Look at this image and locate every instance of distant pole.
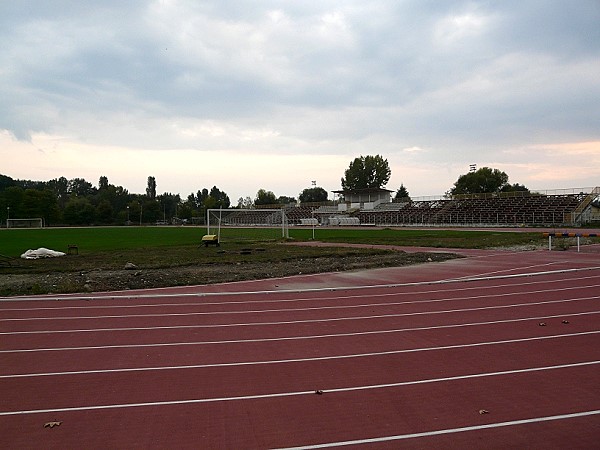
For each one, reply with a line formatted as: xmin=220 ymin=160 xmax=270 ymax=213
xmin=127 ymin=206 xmax=130 ymax=225
xmin=139 ymin=204 xmax=143 ymax=226
xmin=311 ymin=181 xmax=316 ymax=240
xmin=6 ymin=206 xmax=9 ymax=228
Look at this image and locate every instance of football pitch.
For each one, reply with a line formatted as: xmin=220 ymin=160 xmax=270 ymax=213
xmin=0 ymin=226 xmax=545 ymax=257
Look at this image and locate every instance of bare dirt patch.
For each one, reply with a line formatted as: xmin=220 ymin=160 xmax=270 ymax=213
xmin=0 ymin=249 xmax=457 ymax=296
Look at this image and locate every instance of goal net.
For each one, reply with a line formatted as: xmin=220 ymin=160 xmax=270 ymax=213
xmin=206 ymin=209 xmax=289 ymax=243
xmin=7 ymin=218 xmax=43 ymax=228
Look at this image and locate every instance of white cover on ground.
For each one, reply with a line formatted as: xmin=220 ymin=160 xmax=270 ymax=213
xmin=21 ymin=248 xmax=66 ymax=259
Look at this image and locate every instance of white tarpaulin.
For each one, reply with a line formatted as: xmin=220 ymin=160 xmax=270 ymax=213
xmin=21 ymin=248 xmax=66 ymax=259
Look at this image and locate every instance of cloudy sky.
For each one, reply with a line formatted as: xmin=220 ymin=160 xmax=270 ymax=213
xmin=1 ymin=1 xmax=599 ymax=202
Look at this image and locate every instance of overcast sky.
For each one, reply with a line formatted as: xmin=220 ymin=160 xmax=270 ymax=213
xmin=1 ymin=0 xmax=599 ymax=202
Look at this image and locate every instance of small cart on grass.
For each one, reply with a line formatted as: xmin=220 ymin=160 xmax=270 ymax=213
xmin=201 ymin=234 xmax=220 ymax=247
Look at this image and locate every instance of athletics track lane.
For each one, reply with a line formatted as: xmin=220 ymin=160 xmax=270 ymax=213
xmin=1 ymin=247 xmax=599 ymax=448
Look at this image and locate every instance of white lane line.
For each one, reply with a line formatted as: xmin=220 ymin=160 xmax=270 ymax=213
xmin=3 ymin=284 xmax=599 ymax=322
xmin=276 ymin=409 xmax=600 ymax=449
xmin=2 ymin=331 xmax=599 ymax=379
xmin=2 ymin=265 xmax=599 ymax=302
xmin=3 ymin=310 xmax=599 ymax=354
xmin=2 ymin=295 xmax=599 ymax=335
xmin=1 ymin=361 xmax=598 ymax=416
xmin=441 ymin=260 xmax=562 ymax=281
xmin=2 ymin=274 xmax=599 ymax=313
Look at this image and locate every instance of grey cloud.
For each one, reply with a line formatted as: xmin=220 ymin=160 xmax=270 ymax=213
xmin=1 ymin=0 xmax=599 ymax=166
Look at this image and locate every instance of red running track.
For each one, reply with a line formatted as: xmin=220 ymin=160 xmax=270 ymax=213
xmin=1 ymin=246 xmax=599 ymax=448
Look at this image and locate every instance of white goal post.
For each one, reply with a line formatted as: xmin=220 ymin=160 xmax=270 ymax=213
xmin=7 ymin=218 xmax=43 ymax=229
xmin=206 ymin=209 xmax=289 ymax=242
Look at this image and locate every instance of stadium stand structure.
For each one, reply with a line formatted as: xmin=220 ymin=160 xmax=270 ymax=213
xmin=283 ymin=187 xmax=598 ymax=227
xmin=210 ymin=187 xmax=597 ymax=230
xmin=357 ymin=191 xmax=592 ymax=226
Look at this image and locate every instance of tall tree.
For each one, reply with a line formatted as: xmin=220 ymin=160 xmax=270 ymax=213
xmin=277 ymin=195 xmax=296 ymax=205
xmin=67 ymin=178 xmax=95 ymax=197
xmin=47 ymin=177 xmax=69 ymax=208
xmin=209 ymin=186 xmax=231 ymax=209
xmin=237 ymin=196 xmax=254 ymax=209
xmin=341 ymin=155 xmax=391 ymax=190
xmin=394 ymin=183 xmax=411 ymax=201
xmin=299 ymin=187 xmax=328 ymax=203
xmin=449 ymin=167 xmax=517 ymax=195
xmin=255 ymin=189 xmax=277 ymax=206
xmin=98 ymin=176 xmax=109 ymax=191
xmin=146 ymin=176 xmax=157 ymax=200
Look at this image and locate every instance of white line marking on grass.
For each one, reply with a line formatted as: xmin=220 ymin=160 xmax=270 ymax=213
xmin=1 ymin=361 xmax=598 ymax=416
xmin=275 ymin=410 xmax=600 ymax=449
xmin=3 ymin=284 xmax=599 ymax=322
xmin=3 ymin=310 xmax=599 ymax=353
xmin=2 ymin=331 xmax=599 ymax=378
xmin=2 ymin=295 xmax=599 ymax=335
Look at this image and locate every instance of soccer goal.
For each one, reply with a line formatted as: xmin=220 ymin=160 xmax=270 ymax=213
xmin=7 ymin=218 xmax=43 ymax=228
xmin=206 ymin=209 xmax=289 ymax=243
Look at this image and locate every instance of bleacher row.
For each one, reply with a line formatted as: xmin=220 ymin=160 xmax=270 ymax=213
xmin=217 ymin=192 xmax=592 ymax=227
xmin=356 ymin=194 xmax=587 ymax=226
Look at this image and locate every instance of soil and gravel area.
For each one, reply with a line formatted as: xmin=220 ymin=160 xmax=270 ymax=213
xmin=0 ymin=247 xmax=458 ymax=297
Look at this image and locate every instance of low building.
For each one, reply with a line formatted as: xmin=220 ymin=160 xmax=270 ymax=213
xmin=332 ymin=188 xmax=393 ymax=211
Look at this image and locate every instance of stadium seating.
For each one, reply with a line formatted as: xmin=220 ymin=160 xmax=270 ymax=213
xmin=245 ymin=190 xmax=594 ymax=227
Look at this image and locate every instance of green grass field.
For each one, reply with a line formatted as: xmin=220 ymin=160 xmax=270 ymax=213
xmin=0 ymin=226 xmax=546 ymax=257
xmin=0 ymin=226 xmax=584 ymax=296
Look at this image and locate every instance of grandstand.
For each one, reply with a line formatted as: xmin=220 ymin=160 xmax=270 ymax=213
xmin=283 ymin=187 xmax=598 ymax=227
xmin=210 ymin=187 xmax=598 ymax=230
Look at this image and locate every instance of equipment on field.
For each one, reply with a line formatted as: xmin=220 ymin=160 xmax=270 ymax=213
xmin=201 ymin=234 xmax=220 ymax=247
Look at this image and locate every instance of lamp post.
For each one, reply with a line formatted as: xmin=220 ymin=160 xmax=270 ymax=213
xmin=6 ymin=206 xmax=9 ymax=228
xmin=139 ymin=203 xmax=143 ymax=226
xmin=126 ymin=206 xmax=130 ymax=225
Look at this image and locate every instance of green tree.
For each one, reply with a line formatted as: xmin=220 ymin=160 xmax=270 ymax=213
xmin=0 ymin=174 xmax=16 ymax=191
xmin=449 ymin=167 xmax=517 ymax=195
xmin=237 ymin=196 xmax=254 ymax=209
xmin=47 ymin=177 xmax=69 ymax=208
xmin=98 ymin=176 xmax=109 ymax=191
xmin=255 ymin=189 xmax=277 ymax=206
xmin=277 ymin=195 xmax=296 ymax=205
xmin=95 ymin=199 xmax=114 ymax=224
xmin=146 ymin=176 xmax=157 ymax=200
xmin=22 ymin=189 xmax=60 ymax=225
xmin=209 ymin=186 xmax=230 ymax=208
xmin=501 ymin=183 xmax=530 ymax=193
xmin=143 ymin=199 xmax=161 ymax=223
xmin=67 ymin=178 xmax=95 ymax=197
xmin=299 ymin=187 xmax=328 ymax=203
xmin=64 ymin=197 xmax=96 ymax=225
xmin=341 ymin=155 xmax=391 ymax=190
xmin=394 ymin=184 xmax=411 ymax=201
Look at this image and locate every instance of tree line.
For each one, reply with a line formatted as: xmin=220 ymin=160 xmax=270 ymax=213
xmin=0 ymin=155 xmax=528 ymax=226
xmin=0 ymin=174 xmax=332 ymax=226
